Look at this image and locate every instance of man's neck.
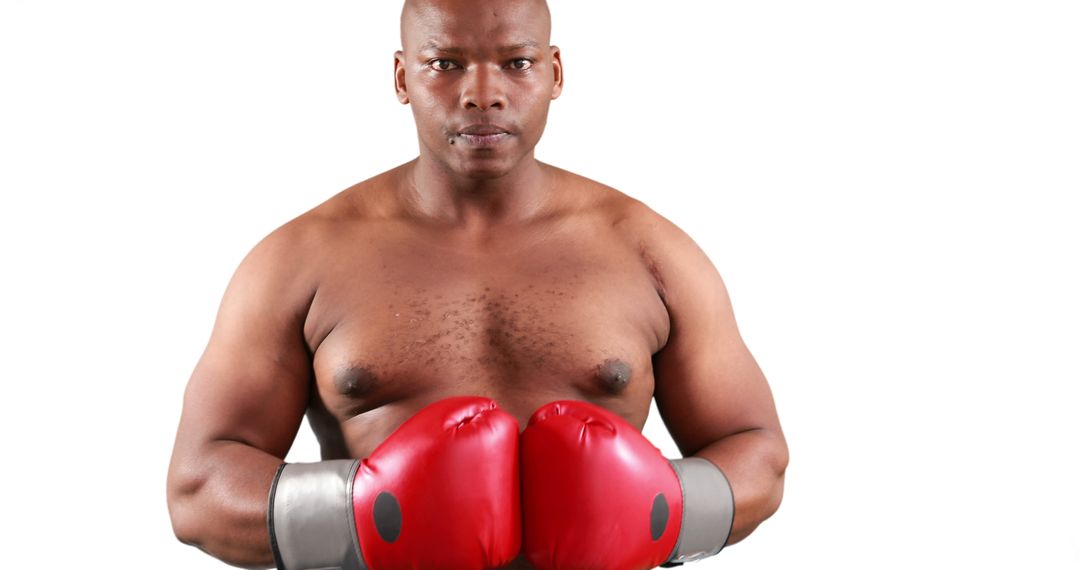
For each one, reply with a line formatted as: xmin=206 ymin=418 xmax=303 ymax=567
xmin=401 ymin=154 xmax=554 ymax=230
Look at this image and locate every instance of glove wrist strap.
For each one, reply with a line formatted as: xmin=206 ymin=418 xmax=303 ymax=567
xmin=268 ymin=460 xmax=366 ymax=570
xmin=664 ymin=457 xmax=735 ymax=566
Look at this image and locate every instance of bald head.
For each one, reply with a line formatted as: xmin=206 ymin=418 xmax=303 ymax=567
xmin=392 ymin=0 xmax=563 ymax=180
xmin=400 ymin=0 xmax=551 ymax=54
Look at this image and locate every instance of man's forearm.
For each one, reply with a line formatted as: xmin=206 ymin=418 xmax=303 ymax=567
xmin=692 ymin=428 xmax=788 ymax=545
xmin=167 ymin=440 xmax=282 ymax=569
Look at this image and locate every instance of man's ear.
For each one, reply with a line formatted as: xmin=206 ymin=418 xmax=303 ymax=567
xmin=394 ymin=50 xmax=410 ymax=104
xmin=550 ymin=45 xmax=563 ymax=100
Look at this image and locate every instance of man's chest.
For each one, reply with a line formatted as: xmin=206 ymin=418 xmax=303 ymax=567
xmin=302 ymin=230 xmax=670 ymax=423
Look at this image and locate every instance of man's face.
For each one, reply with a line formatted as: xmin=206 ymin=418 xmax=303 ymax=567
xmin=396 ymin=0 xmax=562 ymax=180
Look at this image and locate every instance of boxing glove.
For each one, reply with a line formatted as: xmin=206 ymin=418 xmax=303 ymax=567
xmin=269 ymin=396 xmax=520 ymax=570
xmin=521 ymin=400 xmax=734 ymax=570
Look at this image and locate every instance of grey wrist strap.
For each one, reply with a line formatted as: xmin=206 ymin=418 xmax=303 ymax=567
xmin=268 ymin=460 xmax=367 ymax=570
xmin=664 ymin=457 xmax=735 ymax=566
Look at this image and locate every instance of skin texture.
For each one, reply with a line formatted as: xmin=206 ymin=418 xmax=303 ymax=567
xmin=166 ymin=0 xmax=788 ymax=568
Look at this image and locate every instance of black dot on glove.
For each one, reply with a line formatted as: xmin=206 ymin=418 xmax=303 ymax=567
xmin=373 ymin=491 xmax=403 ymax=543
xmin=650 ymin=493 xmax=670 ymax=541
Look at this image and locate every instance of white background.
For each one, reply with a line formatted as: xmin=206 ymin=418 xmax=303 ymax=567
xmin=1 ymin=1 xmax=1078 ymax=568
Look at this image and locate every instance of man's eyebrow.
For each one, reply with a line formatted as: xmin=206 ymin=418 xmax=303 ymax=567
xmin=418 ymin=40 xmax=464 ymax=54
xmin=417 ymin=40 xmax=543 ymax=54
xmin=498 ymin=40 xmax=542 ymax=53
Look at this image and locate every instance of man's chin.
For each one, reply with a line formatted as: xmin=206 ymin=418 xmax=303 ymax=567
xmin=460 ymin=167 xmax=513 ymax=181
xmin=451 ymin=156 xmax=520 ymax=181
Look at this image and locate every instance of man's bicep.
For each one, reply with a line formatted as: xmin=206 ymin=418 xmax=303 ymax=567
xmin=650 ymin=227 xmax=781 ymax=457
xmin=175 ymin=230 xmax=315 ymax=461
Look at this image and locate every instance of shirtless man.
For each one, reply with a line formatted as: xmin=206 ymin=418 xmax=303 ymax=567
xmin=166 ymin=0 xmax=788 ymax=568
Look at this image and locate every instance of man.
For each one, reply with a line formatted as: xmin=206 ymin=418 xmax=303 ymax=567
xmin=167 ymin=0 xmax=788 ymax=568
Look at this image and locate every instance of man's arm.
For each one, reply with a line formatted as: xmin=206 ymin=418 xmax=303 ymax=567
xmin=644 ymin=211 xmax=789 ymax=545
xmin=167 ymin=224 xmax=316 ymax=568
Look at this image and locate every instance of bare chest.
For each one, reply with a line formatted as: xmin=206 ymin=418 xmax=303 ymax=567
xmin=301 ymin=225 xmax=669 ymax=455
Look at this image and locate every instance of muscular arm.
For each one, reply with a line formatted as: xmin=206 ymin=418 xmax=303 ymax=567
xmin=643 ymin=211 xmax=789 ymax=545
xmin=167 ymin=225 xmax=316 ymax=568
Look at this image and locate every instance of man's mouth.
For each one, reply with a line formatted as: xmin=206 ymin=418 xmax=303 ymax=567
xmin=455 ymin=124 xmax=512 ymax=147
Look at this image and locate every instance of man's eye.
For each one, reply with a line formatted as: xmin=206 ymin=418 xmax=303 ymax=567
xmin=510 ymin=58 xmax=533 ymax=71
xmin=430 ymin=59 xmax=458 ymax=71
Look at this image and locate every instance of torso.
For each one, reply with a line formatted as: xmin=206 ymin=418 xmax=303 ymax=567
xmin=296 ymin=163 xmax=671 ymax=461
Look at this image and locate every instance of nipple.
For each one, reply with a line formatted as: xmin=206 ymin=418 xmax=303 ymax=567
xmin=595 ymin=358 xmax=632 ymax=394
xmin=334 ymin=365 xmax=379 ymax=398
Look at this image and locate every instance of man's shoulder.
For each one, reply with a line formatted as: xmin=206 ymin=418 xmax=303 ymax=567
xmin=296 ymin=167 xmax=398 ymax=225
xmin=552 ymin=166 xmax=688 ymax=247
xmin=553 ymin=167 xmax=711 ymax=292
xmin=257 ymin=166 xmax=401 ymax=255
xmin=551 ymin=166 xmax=658 ymax=225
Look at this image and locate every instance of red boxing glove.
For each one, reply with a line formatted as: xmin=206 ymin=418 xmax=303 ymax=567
xmin=270 ymin=396 xmax=521 ymax=570
xmin=522 ymin=400 xmax=734 ymax=570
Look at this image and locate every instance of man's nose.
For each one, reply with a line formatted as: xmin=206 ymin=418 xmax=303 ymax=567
xmin=461 ymin=65 xmax=507 ymax=111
